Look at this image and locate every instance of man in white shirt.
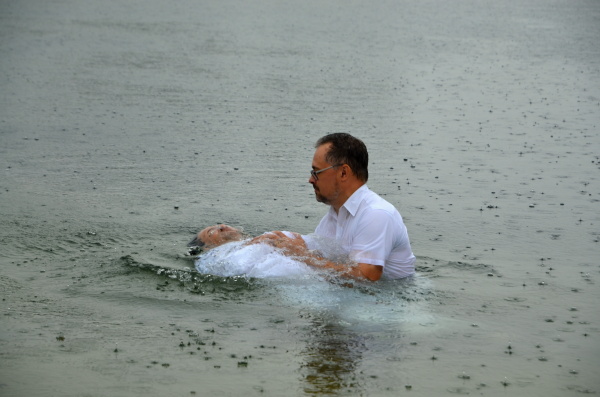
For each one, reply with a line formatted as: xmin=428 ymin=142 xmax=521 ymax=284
xmin=266 ymin=133 xmax=415 ymax=281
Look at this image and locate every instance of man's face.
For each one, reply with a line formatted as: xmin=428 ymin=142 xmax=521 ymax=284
xmin=198 ymin=224 xmax=243 ymax=247
xmin=309 ymin=143 xmax=340 ymax=205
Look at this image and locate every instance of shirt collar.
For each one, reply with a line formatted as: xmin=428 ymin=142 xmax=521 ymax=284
xmin=340 ymin=184 xmax=369 ymax=217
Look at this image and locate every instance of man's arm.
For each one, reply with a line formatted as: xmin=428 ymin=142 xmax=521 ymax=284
xmin=253 ymin=232 xmax=383 ymax=282
xmin=305 ymin=256 xmax=383 ymax=281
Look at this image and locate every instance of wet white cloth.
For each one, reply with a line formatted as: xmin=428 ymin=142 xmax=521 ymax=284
xmin=314 ymin=185 xmax=416 ymax=279
xmin=194 ymin=231 xmax=314 ymax=278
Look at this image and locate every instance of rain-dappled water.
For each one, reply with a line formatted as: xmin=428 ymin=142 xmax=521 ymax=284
xmin=1 ymin=0 xmax=599 ymax=396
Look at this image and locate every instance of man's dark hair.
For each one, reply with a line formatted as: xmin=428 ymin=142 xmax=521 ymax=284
xmin=316 ymin=133 xmax=369 ymax=182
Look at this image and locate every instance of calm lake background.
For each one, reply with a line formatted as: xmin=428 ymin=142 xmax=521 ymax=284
xmin=1 ymin=0 xmax=599 ymax=396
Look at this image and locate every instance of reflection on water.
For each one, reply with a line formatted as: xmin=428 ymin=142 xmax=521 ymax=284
xmin=294 ymin=277 xmax=434 ymax=394
xmin=300 ymin=314 xmax=366 ymax=395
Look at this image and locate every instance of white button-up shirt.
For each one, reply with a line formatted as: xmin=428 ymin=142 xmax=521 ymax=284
xmin=314 ymin=185 xmax=415 ymax=279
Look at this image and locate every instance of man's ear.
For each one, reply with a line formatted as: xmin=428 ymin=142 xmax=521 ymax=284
xmin=340 ymin=164 xmax=350 ymax=179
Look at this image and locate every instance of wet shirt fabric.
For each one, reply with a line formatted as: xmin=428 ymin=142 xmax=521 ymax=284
xmin=194 ymin=231 xmax=314 ymax=278
xmin=314 ymin=185 xmax=416 ymax=279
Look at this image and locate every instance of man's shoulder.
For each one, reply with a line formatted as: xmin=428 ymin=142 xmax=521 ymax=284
xmin=359 ymin=187 xmax=397 ymax=213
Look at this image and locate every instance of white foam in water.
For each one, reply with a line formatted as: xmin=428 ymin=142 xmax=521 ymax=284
xmin=193 ymin=233 xmax=347 ymax=279
xmin=194 ymin=240 xmax=315 ymax=278
xmin=265 ymin=273 xmax=439 ymax=336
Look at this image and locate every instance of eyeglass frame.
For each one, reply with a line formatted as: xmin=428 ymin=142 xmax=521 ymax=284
xmin=310 ymin=164 xmax=343 ymax=181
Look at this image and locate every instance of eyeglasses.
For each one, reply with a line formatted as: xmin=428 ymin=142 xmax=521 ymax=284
xmin=310 ymin=164 xmax=342 ymax=181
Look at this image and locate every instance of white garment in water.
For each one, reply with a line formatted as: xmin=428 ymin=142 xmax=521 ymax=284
xmin=194 ymin=232 xmax=313 ymax=278
xmin=194 ymin=232 xmax=348 ymax=278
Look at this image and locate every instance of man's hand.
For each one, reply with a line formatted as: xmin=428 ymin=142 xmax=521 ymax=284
xmin=249 ymin=231 xmax=308 ymax=256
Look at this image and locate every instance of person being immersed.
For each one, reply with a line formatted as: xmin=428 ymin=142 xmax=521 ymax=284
xmin=188 ymin=224 xmax=347 ymax=279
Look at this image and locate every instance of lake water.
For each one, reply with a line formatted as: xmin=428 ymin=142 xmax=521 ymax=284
xmin=1 ymin=0 xmax=599 ymax=396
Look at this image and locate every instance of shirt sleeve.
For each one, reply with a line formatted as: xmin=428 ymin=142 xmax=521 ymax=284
xmin=350 ymin=209 xmax=396 ymax=267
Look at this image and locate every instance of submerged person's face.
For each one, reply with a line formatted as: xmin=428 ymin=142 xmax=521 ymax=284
xmin=197 ymin=224 xmax=243 ymax=248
